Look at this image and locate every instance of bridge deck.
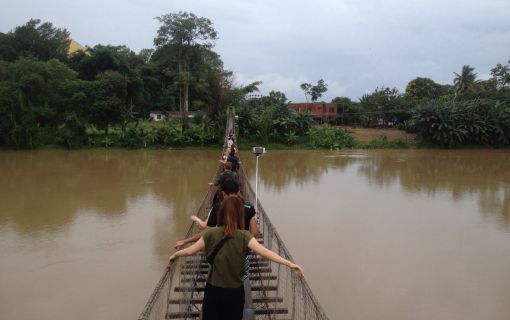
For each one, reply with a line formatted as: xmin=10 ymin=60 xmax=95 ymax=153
xmin=138 ymin=116 xmax=329 ymax=320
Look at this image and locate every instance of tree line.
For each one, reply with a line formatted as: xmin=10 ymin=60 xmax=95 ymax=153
xmin=0 ymin=14 xmax=509 ymax=149
xmin=331 ymin=63 xmax=510 ymax=147
xmin=0 ymin=14 xmax=243 ymax=149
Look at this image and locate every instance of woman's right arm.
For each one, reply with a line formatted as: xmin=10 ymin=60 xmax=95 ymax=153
xmin=174 ymin=232 xmax=203 ymax=249
xmin=247 ymin=238 xmax=304 ymax=277
xmin=169 ymin=237 xmax=205 ymax=263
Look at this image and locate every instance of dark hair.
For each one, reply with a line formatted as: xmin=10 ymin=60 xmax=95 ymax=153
xmin=224 ymin=161 xmax=232 ymax=170
xmin=212 ymin=188 xmax=224 ymax=206
xmin=229 ymin=147 xmax=236 ymax=156
xmin=220 ymin=178 xmax=239 ymax=195
xmin=217 ymin=197 xmax=245 ymax=238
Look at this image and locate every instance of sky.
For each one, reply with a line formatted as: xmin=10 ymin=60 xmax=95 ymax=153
xmin=1 ymin=0 xmax=509 ymax=102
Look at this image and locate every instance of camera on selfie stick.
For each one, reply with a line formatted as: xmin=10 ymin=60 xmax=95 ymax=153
xmin=252 ymin=147 xmax=266 ymax=215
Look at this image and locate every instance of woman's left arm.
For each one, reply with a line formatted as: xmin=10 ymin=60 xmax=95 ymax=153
xmin=247 ymin=238 xmax=304 ymax=277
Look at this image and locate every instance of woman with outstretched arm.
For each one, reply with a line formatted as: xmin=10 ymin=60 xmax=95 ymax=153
xmin=169 ymin=197 xmax=303 ymax=320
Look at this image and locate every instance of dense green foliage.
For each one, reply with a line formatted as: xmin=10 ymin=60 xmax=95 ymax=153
xmin=308 ymin=124 xmax=355 ymax=149
xmin=0 ymin=15 xmax=236 ymax=149
xmin=86 ymin=116 xmax=221 ymax=149
xmin=236 ymin=91 xmax=314 ymax=145
xmin=333 ymin=60 xmax=510 ymax=148
xmin=0 ymin=15 xmax=509 ymax=150
xmin=411 ymin=99 xmax=510 ymax=148
xmin=358 ymin=87 xmax=409 ymax=127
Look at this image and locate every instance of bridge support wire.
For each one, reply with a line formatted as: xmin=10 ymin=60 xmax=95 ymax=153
xmin=138 ymin=116 xmax=329 ymax=320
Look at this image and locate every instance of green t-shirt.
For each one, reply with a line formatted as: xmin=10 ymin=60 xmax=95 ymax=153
xmin=203 ymin=227 xmax=253 ymax=288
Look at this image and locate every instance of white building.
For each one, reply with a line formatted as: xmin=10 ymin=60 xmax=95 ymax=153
xmin=149 ymin=111 xmax=167 ymax=121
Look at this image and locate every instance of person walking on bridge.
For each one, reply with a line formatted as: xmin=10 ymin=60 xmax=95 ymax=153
xmin=220 ymin=147 xmax=240 ymax=173
xmin=175 ymin=178 xmax=257 ymax=248
xmin=209 ymin=161 xmax=238 ymax=187
xmin=169 ymin=196 xmax=304 ymax=320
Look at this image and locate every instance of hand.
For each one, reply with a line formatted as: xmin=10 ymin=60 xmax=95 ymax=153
xmin=190 ymin=215 xmax=199 ymax=223
xmin=168 ymin=253 xmax=178 ymax=264
xmin=290 ymin=263 xmax=304 ymax=278
xmin=208 ymin=182 xmax=213 ymax=186
xmin=175 ymin=240 xmax=185 ymax=249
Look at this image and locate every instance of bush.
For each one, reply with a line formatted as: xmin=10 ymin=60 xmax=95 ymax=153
xmin=398 ymin=119 xmax=418 ymax=133
xmin=120 ymin=124 xmax=158 ymax=148
xmin=308 ymin=124 xmax=355 ymax=149
xmin=57 ymin=113 xmax=87 ymax=149
xmin=412 ymin=99 xmax=510 ymax=148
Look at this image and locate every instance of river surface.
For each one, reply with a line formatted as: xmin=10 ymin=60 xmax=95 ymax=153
xmin=0 ymin=149 xmax=509 ymax=320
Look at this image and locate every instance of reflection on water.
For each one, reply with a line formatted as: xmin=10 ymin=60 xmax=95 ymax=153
xmin=0 ymin=150 xmax=218 ymax=235
xmin=354 ymin=150 xmax=510 ymax=226
xmin=0 ymin=150 xmax=219 ymax=320
xmin=242 ymin=149 xmax=510 ymax=320
xmin=241 ymin=149 xmax=510 ymax=227
xmin=1 ymin=149 xmax=510 ymax=320
xmin=240 ymin=150 xmax=336 ymax=191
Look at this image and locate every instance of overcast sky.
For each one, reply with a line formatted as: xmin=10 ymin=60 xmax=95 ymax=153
xmin=2 ymin=0 xmax=509 ymax=102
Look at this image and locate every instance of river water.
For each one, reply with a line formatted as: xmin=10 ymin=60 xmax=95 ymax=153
xmin=0 ymin=149 xmax=509 ymax=320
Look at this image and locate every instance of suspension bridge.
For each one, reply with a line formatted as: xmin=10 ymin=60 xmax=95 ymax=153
xmin=138 ymin=117 xmax=330 ymax=320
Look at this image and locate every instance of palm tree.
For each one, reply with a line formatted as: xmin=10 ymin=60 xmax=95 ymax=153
xmin=453 ymin=65 xmax=478 ymax=95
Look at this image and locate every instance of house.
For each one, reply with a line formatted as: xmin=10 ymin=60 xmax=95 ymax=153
xmin=290 ymin=103 xmax=343 ymax=123
xmin=149 ymin=111 xmax=167 ymax=121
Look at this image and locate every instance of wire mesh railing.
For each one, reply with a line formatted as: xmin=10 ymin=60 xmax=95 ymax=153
xmin=239 ymin=173 xmax=329 ymax=320
xmin=138 ymin=116 xmax=329 ymax=320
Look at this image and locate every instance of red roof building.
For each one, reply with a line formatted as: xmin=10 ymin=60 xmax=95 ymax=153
xmin=290 ymin=103 xmax=342 ymax=122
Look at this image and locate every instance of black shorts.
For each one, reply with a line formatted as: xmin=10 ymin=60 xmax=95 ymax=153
xmin=202 ymin=283 xmax=245 ymax=320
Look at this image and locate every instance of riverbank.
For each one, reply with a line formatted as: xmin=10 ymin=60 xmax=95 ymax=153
xmin=238 ymin=127 xmax=428 ymax=150
xmin=3 ymin=126 xmax=506 ymax=151
xmin=341 ymin=127 xmax=417 ymax=143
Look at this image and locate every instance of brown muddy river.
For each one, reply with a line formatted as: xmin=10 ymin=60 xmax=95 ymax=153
xmin=1 ymin=149 xmax=509 ymax=320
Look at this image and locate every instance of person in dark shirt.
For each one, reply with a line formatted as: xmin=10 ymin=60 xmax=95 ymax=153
xmin=221 ymin=147 xmax=239 ymax=172
xmin=175 ymin=178 xmax=258 ymax=249
xmin=210 ymin=162 xmax=238 ymax=187
xmin=207 ymin=197 xmax=255 ymax=230
xmin=227 ymin=148 xmax=240 ymax=172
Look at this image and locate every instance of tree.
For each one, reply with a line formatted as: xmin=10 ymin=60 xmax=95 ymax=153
xmin=453 ymin=65 xmax=478 ymax=96
xmin=332 ymin=96 xmax=360 ymax=125
xmin=300 ymin=79 xmax=328 ymax=102
xmin=300 ymin=83 xmax=312 ymax=102
xmin=138 ymin=48 xmax=154 ymax=63
xmin=359 ymin=87 xmax=406 ymax=127
xmin=89 ymin=71 xmax=127 ymax=135
xmin=5 ymin=19 xmax=70 ymax=61
xmin=154 ymin=12 xmax=218 ymax=115
xmin=226 ymin=80 xmax=262 ymax=109
xmin=0 ymin=32 xmax=18 ymax=61
xmin=405 ymin=77 xmax=440 ymax=102
xmin=71 ymin=45 xmax=133 ymax=80
xmin=0 ymin=57 xmax=82 ymax=148
xmin=490 ymin=60 xmax=510 ymax=90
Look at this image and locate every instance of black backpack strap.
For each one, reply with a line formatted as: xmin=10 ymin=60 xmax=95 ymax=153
xmin=207 ymin=237 xmax=229 ymax=265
